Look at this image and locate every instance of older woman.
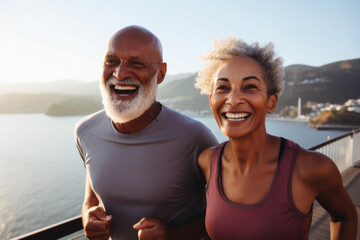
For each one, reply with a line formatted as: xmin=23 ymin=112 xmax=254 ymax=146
xmin=195 ymin=37 xmax=357 ymax=240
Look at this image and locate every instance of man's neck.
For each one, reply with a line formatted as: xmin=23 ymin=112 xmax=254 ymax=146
xmin=113 ymin=101 xmax=162 ymax=134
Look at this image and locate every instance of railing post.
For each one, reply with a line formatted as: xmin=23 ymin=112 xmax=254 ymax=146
xmin=350 ymin=129 xmax=360 ymax=165
xmin=350 ymin=131 xmax=354 ymax=166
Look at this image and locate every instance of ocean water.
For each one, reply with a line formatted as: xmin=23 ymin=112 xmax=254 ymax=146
xmin=0 ymin=114 xmax=348 ymax=239
xmin=197 ymin=117 xmax=348 ymax=149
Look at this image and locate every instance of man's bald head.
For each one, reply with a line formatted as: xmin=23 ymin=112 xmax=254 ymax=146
xmin=101 ymin=25 xmax=167 ymax=125
xmin=108 ymin=25 xmax=164 ymax=63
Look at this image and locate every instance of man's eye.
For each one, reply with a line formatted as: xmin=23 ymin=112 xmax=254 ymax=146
xmin=105 ymin=59 xmax=118 ymax=65
xmin=131 ymin=62 xmax=145 ymax=68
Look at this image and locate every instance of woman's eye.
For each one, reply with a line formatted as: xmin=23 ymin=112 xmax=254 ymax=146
xmin=244 ymin=84 xmax=258 ymax=90
xmin=216 ymin=85 xmax=229 ymax=91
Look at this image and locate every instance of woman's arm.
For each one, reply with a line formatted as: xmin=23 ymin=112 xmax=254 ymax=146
xmin=299 ymin=150 xmax=358 ymax=239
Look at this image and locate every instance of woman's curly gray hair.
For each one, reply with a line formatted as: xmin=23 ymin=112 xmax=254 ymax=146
xmin=195 ymin=36 xmax=284 ymax=96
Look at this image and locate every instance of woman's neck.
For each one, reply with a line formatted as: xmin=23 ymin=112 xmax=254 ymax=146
xmin=225 ymin=131 xmax=279 ymax=174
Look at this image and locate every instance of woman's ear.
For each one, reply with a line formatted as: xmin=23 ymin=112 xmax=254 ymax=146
xmin=267 ymin=94 xmax=278 ymax=113
xmin=209 ymin=94 xmax=213 ymax=109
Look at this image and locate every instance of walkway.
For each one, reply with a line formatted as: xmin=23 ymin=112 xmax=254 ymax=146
xmin=309 ymin=161 xmax=360 ymax=239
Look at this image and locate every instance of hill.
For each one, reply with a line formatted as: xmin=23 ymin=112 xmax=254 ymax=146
xmin=158 ymin=73 xmax=210 ymax=113
xmin=277 ymin=58 xmax=360 ymax=110
xmin=0 ymin=93 xmax=73 ymax=113
xmin=0 ymin=58 xmax=359 ymax=116
xmin=158 ymin=58 xmax=360 ymax=114
xmin=45 ymin=96 xmax=102 ymax=116
xmin=0 ymin=93 xmax=102 ymax=115
xmin=0 ymin=80 xmax=101 ymax=96
xmin=0 ymin=73 xmax=191 ymax=96
xmin=309 ymin=109 xmax=360 ymax=129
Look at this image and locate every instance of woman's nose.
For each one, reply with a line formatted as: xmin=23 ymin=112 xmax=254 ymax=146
xmin=225 ymin=89 xmax=244 ymax=106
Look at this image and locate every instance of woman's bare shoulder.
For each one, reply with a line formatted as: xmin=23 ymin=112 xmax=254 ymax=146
xmin=198 ymin=147 xmax=215 ymax=169
xmin=198 ymin=147 xmax=216 ymax=184
xmin=295 ymin=147 xmax=342 ymax=191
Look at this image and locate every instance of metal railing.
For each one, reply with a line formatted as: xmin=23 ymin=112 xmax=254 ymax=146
xmin=11 ymin=215 xmax=83 ymax=240
xmin=309 ymin=128 xmax=360 ymax=172
xmin=11 ymin=128 xmax=360 ymax=240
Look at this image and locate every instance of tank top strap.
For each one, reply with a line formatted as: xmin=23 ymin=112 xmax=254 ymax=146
xmin=275 ymin=138 xmax=300 ymax=204
xmin=209 ymin=141 xmax=227 ymax=189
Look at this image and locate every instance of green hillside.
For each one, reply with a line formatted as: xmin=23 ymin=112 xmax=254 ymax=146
xmin=0 ymin=58 xmax=359 ymax=116
xmin=309 ymin=109 xmax=360 ymax=128
xmin=0 ymin=93 xmax=103 ymax=115
xmin=159 ymin=58 xmax=360 ymax=114
xmin=158 ymin=73 xmax=210 ymax=113
xmin=45 ymin=96 xmax=102 ymax=116
xmin=277 ymin=58 xmax=360 ymax=110
xmin=0 ymin=93 xmax=72 ymax=113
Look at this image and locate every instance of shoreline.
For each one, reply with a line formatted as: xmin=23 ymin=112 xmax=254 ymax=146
xmin=311 ymin=124 xmax=360 ymax=131
xmin=265 ymin=116 xmax=308 ymax=123
xmin=2 ymin=111 xmax=360 ymax=131
xmin=267 ymin=116 xmax=360 ymax=131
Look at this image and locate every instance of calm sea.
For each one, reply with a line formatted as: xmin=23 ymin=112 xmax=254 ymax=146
xmin=0 ymin=114 xmax=348 ymax=239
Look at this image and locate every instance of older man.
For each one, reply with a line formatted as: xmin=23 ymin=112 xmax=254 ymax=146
xmin=74 ymin=25 xmax=218 ymax=240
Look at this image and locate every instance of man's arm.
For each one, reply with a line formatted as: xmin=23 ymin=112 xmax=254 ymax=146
xmin=82 ymin=173 xmax=112 ymax=240
xmin=133 ymin=213 xmax=206 ymax=240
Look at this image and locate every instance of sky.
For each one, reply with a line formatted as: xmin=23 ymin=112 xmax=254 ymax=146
xmin=0 ymin=0 xmax=359 ymax=83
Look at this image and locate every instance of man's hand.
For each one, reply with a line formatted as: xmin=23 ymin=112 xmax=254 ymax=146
xmin=133 ymin=218 xmax=173 ymax=240
xmin=83 ymin=206 xmax=112 ymax=240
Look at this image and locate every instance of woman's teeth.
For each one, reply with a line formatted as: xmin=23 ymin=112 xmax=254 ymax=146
xmin=225 ymin=112 xmax=250 ymax=121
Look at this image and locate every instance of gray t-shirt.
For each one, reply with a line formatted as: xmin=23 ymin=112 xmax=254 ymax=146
xmin=75 ymin=106 xmax=218 ymax=240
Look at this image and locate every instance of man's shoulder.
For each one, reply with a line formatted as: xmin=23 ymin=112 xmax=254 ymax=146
xmin=74 ymin=109 xmax=107 ymax=138
xmin=160 ymin=106 xmax=216 ymax=139
xmin=161 ymin=106 xmax=205 ymax=128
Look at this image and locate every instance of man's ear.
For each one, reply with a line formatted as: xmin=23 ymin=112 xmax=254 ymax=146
xmin=157 ymin=63 xmax=167 ymax=84
xmin=209 ymin=94 xmax=213 ymax=109
xmin=267 ymin=94 xmax=278 ymax=113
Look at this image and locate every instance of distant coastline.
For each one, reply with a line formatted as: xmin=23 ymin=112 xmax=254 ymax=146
xmin=1 ymin=109 xmax=359 ymax=132
xmin=266 ymin=116 xmax=360 ymax=131
xmin=266 ymin=116 xmax=308 ymax=123
xmin=310 ymin=123 xmax=360 ymax=131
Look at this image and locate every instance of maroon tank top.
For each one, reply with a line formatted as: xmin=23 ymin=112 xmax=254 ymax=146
xmin=205 ymin=138 xmax=312 ymax=240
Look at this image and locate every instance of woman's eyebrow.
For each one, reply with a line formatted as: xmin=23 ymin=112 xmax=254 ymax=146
xmin=243 ymin=76 xmax=260 ymax=81
xmin=216 ymin=78 xmax=229 ymax=82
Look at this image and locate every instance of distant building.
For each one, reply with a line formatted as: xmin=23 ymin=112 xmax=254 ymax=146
xmin=347 ymin=106 xmax=360 ymax=113
xmin=322 ymin=104 xmax=344 ymax=112
xmin=344 ymin=98 xmax=360 ymax=113
xmin=303 ymin=98 xmax=360 ymax=117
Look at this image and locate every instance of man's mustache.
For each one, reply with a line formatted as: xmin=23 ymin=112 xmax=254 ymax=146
xmin=106 ymin=77 xmax=141 ymax=88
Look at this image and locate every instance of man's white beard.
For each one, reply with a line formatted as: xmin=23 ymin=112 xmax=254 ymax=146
xmin=100 ymin=72 xmax=158 ymax=124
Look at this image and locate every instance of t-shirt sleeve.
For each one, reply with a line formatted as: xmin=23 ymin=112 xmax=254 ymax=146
xmin=74 ymin=122 xmax=87 ymax=166
xmin=190 ymin=122 xmax=219 ymax=184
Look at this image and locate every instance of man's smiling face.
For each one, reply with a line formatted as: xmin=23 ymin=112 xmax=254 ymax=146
xmin=100 ymin=27 xmax=164 ymax=123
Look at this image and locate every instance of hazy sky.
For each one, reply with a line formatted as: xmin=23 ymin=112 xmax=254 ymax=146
xmin=1 ymin=0 xmax=359 ymax=83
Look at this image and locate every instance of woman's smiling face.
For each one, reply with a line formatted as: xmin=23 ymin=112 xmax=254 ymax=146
xmin=210 ymin=56 xmax=278 ymax=139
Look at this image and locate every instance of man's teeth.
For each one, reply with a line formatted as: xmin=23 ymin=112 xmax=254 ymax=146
xmin=225 ymin=113 xmax=250 ymax=120
xmin=114 ymin=85 xmax=137 ymax=90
